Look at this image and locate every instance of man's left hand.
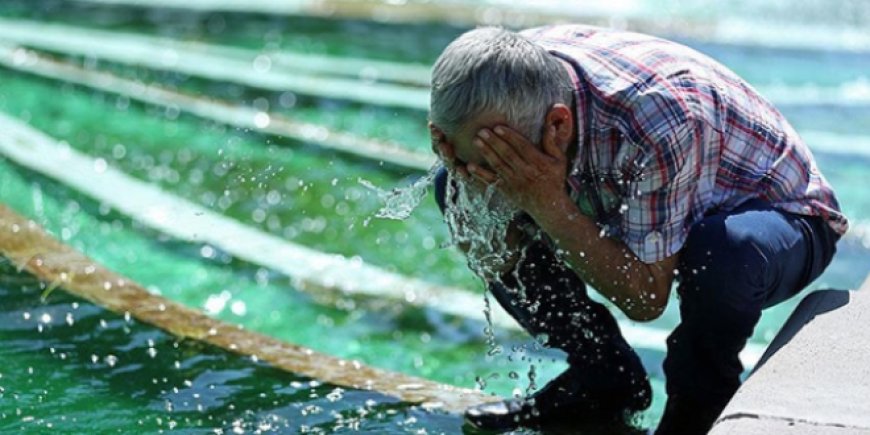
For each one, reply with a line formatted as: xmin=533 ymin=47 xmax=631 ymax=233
xmin=468 ymin=124 xmax=569 ymax=220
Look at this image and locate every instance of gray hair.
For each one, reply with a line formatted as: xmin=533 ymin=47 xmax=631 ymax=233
xmin=430 ymin=27 xmax=573 ymax=144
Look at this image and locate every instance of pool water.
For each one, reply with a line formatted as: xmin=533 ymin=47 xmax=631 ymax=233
xmin=0 ymin=261 xmax=467 ymax=433
xmin=1 ymin=1 xmax=868 ymax=432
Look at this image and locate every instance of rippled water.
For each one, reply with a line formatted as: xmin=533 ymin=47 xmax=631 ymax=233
xmin=0 ymin=1 xmax=868 ymax=432
xmin=0 ymin=262 xmax=466 ymax=433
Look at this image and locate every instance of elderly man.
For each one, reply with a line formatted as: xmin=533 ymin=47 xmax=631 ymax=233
xmin=429 ymin=26 xmax=847 ymax=433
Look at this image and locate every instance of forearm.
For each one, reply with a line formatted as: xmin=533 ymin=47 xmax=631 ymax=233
xmin=529 ymin=193 xmax=670 ymax=321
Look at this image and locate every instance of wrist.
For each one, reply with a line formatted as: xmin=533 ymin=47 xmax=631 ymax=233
xmin=528 ymin=192 xmax=579 ymax=228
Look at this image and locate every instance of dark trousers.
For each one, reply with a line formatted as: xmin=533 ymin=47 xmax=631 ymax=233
xmin=434 ymin=169 xmax=839 ymax=426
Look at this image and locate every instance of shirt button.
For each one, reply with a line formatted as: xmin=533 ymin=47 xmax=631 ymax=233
xmin=645 ymin=231 xmax=662 ymax=245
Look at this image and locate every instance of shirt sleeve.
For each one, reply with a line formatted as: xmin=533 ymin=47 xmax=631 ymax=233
xmin=619 ymin=90 xmax=699 ymax=264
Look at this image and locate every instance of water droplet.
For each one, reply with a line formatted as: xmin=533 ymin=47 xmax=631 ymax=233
xmin=254 ymin=112 xmax=271 ymax=129
xmin=474 ymin=376 xmax=487 ymax=390
xmin=252 ymin=54 xmax=272 ymax=73
xmin=93 ymin=158 xmax=108 ymax=174
xmin=230 ymin=301 xmax=247 ymax=316
xmin=325 ymin=388 xmax=344 ymax=402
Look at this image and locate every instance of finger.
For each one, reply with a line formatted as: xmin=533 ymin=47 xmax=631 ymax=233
xmin=474 ymin=136 xmax=513 ymax=177
xmin=455 ymin=164 xmax=471 ymax=179
xmin=493 ymin=125 xmax=555 ymax=168
xmin=478 ymin=128 xmax=530 ymax=172
xmin=492 ymin=125 xmax=536 ymax=154
xmin=541 ymin=125 xmax=564 ymax=160
xmin=467 ymin=162 xmax=499 ymax=185
xmin=446 ymin=160 xmax=470 ymax=180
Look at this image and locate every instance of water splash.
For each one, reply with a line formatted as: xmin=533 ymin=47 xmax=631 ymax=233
xmin=358 ymin=164 xmax=440 ymax=220
xmin=525 ymin=364 xmax=538 ymax=396
xmin=482 ymin=291 xmax=502 ymax=356
xmin=362 ymin=166 xmax=541 ymax=395
xmin=442 ymin=171 xmax=520 ymax=280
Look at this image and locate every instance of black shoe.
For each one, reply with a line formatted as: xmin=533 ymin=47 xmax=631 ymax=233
xmin=464 ymin=365 xmax=652 ymax=431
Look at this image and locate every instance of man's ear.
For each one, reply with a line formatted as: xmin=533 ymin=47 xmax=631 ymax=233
xmin=544 ymin=104 xmax=574 ymax=149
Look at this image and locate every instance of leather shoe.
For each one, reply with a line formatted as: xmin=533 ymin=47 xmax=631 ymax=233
xmin=464 ymin=365 xmax=651 ymax=431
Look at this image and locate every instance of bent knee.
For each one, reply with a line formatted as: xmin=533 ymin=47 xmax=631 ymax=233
xmin=681 ymin=217 xmax=771 ymax=288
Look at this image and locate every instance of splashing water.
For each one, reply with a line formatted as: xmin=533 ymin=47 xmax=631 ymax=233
xmin=358 ymin=164 xmax=440 ymax=220
xmin=362 ymin=166 xmax=545 ymax=395
xmin=441 ymin=171 xmax=520 ymax=280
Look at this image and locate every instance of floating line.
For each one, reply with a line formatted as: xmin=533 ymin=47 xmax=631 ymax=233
xmin=0 ymin=18 xmax=431 ymax=111
xmin=0 ymin=45 xmax=435 ymax=172
xmin=0 ymin=112 xmax=767 ymax=364
xmin=2 ymin=13 xmax=868 ymax=142
xmin=201 ymin=43 xmax=431 ymax=88
xmin=799 ymin=131 xmax=870 ymax=160
xmin=0 ymin=205 xmax=496 ymax=413
xmin=1 ymin=17 xmax=865 ymax=124
xmin=74 ymin=0 xmax=870 ymax=54
xmin=758 ymin=80 xmax=870 ymax=108
xmin=4 ymin=43 xmax=868 ymax=183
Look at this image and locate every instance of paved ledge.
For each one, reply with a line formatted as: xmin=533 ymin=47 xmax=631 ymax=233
xmin=713 ymin=416 xmax=870 ymax=435
xmin=711 ymin=276 xmax=870 ymax=434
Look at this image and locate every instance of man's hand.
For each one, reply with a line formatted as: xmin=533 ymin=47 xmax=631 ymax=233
xmin=466 ymin=123 xmax=674 ymax=321
xmin=429 ymin=122 xmax=470 ymax=178
xmin=467 ymin=125 xmax=569 ymax=221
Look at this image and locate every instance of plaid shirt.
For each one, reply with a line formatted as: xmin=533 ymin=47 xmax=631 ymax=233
xmin=522 ymin=25 xmax=848 ymax=263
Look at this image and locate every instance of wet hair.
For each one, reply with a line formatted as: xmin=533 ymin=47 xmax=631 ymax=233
xmin=430 ymin=27 xmax=573 ymax=144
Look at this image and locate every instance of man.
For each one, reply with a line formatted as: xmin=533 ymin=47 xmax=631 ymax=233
xmin=428 ymin=25 xmax=847 ymax=433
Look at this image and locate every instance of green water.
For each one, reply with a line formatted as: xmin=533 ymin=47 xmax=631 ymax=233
xmin=0 ymin=156 xmax=583 ymax=432
xmin=0 ymin=261 xmax=461 ymax=433
xmin=0 ymin=2 xmax=869 ymax=433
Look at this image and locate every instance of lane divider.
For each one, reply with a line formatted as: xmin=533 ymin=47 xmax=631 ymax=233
xmin=0 ymin=45 xmax=435 ymax=172
xmin=0 ymin=112 xmax=768 ymax=364
xmin=0 ymin=204 xmax=496 ymax=413
xmin=0 ymin=111 xmax=491 ymax=330
xmin=5 ymin=43 xmax=868 ymax=185
xmin=0 ymin=18 xmax=431 ymax=111
xmin=3 ymin=18 xmax=869 ymax=115
xmin=73 ymin=0 xmax=870 ymax=54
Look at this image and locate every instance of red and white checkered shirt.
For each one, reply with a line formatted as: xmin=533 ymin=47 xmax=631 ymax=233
xmin=522 ymin=25 xmax=848 ymax=263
